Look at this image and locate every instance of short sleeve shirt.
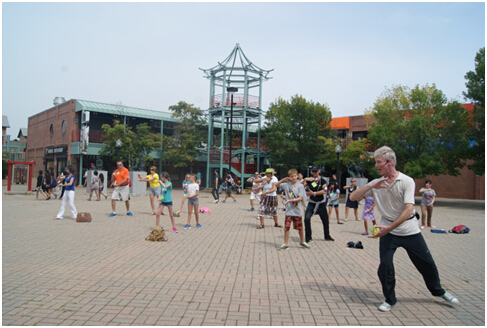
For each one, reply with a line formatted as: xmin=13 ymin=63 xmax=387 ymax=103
xmin=364 ymin=172 xmax=419 ymax=236
xmin=263 ymin=176 xmax=278 ymax=196
xmin=145 ymin=173 xmax=160 ymax=188
xmin=307 ymin=177 xmax=328 ymax=202
xmin=159 ymin=181 xmax=173 ymax=202
xmin=281 ymin=182 xmax=306 ymax=216
xmin=187 ymin=183 xmax=199 ymax=198
xmin=113 ymin=167 xmax=129 ymax=186
xmin=421 ymin=189 xmax=436 ymax=206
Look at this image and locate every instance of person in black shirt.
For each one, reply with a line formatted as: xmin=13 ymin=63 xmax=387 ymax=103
xmin=303 ymin=165 xmax=334 ymax=243
xmin=36 ymin=170 xmax=49 ymax=200
xmin=212 ymin=169 xmax=220 ymax=203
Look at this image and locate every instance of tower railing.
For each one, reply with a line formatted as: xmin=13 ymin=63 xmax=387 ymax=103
xmin=210 ymin=93 xmax=260 ymax=109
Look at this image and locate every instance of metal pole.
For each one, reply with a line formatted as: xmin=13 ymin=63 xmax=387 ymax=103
xmin=336 ymin=152 xmax=340 ymax=188
xmin=229 ymin=93 xmax=234 ymax=174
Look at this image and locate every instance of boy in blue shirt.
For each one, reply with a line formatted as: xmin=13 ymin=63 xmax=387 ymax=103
xmin=275 ymin=169 xmax=309 ymax=250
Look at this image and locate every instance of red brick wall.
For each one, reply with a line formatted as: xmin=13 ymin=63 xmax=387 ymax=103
xmin=414 ymin=162 xmax=485 ymax=200
xmin=27 ymin=100 xmax=77 ymax=175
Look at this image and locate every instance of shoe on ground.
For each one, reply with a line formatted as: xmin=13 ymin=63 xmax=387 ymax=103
xmin=183 ymin=224 xmax=191 ymax=230
xmin=362 ymin=232 xmax=369 ymax=235
xmin=213 ymin=200 xmax=219 ymax=203
xmin=325 ymin=237 xmax=335 ymax=241
xmin=307 ymin=239 xmax=313 ymax=244
xmin=233 ymin=200 xmax=237 ymax=203
xmin=299 ymin=242 xmax=311 ymax=249
xmin=109 ymin=212 xmax=116 ymax=217
xmin=441 ymin=292 xmax=459 ymax=304
xmin=421 ymin=225 xmax=425 ymax=229
xmin=222 ymin=200 xmax=225 ymax=203
xmin=196 ymin=223 xmax=202 ymax=229
xmin=126 ymin=212 xmax=133 ymax=216
xmin=172 ymin=227 xmax=178 ymax=233
xmin=378 ymin=302 xmax=393 ymax=312
xmin=278 ymin=244 xmax=289 ymax=250
xmin=428 ymin=225 xmax=436 ymax=228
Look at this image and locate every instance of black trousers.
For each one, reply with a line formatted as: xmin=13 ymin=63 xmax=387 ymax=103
xmin=304 ymin=203 xmax=331 ymax=242
xmin=378 ymin=232 xmax=445 ymax=305
xmin=211 ymin=186 xmax=219 ymax=201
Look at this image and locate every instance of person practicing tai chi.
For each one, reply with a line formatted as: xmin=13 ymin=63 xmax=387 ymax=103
xmin=349 ymin=146 xmax=459 ymax=312
xmin=275 ymin=169 xmax=309 ymax=250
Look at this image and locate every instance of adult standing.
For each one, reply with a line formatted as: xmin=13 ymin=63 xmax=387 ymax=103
xmin=88 ymin=170 xmax=100 ymax=201
xmin=349 ymin=146 xmax=459 ymax=312
xmin=344 ymin=178 xmax=360 ymax=221
xmin=211 ymin=169 xmax=220 ymax=203
xmin=419 ymin=180 xmax=436 ymax=229
xmin=303 ymin=164 xmax=334 ymax=243
xmin=53 ymin=165 xmax=77 ymax=220
xmin=109 ymin=160 xmax=133 ymax=217
xmin=329 ymin=174 xmax=338 ymax=188
xmin=36 ymin=170 xmax=48 ymax=200
xmin=255 ymin=168 xmax=282 ymax=229
xmin=98 ymin=171 xmax=107 ymax=200
xmin=222 ymin=174 xmax=236 ymax=203
xmin=247 ymin=172 xmax=263 ymax=212
xmin=138 ymin=166 xmax=161 ymax=215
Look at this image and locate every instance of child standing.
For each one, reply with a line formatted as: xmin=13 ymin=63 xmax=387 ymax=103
xmin=183 ymin=174 xmax=202 ymax=229
xmin=327 ymin=183 xmax=341 ymax=224
xmin=156 ymin=172 xmax=177 ymax=233
xmin=419 ymin=180 xmax=436 ymax=229
xmin=176 ymin=174 xmax=191 ymax=216
xmin=361 ymin=196 xmax=376 ymax=235
xmin=275 ymin=169 xmax=309 ymax=250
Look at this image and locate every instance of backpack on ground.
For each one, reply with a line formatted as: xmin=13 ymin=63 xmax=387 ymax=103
xmin=145 ymin=226 xmax=167 ymax=241
xmin=449 ymin=225 xmax=470 ymax=234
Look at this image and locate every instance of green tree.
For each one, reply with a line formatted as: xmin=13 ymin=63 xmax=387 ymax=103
xmin=367 ymin=84 xmax=470 ymax=178
xmin=162 ymin=101 xmax=207 ymax=170
xmin=263 ymin=95 xmax=333 ymax=172
xmin=99 ymin=120 xmax=160 ymax=169
xmin=463 ymin=47 xmax=485 ymax=175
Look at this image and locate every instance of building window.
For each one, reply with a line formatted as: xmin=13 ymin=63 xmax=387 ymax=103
xmin=49 ymin=124 xmax=54 ymax=137
xmin=61 ymin=120 xmax=66 ymax=135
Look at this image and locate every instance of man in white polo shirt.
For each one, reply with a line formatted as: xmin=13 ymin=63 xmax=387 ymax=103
xmin=350 ymin=146 xmax=458 ymax=312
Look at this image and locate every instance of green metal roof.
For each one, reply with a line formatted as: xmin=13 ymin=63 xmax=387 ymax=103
xmin=75 ymin=99 xmax=178 ymax=122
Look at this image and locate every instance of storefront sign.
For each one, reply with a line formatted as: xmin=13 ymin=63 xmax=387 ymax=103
xmin=45 ymin=146 xmax=68 ymax=157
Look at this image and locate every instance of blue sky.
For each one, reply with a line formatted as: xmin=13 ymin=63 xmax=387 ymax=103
xmin=2 ymin=2 xmax=485 ymax=137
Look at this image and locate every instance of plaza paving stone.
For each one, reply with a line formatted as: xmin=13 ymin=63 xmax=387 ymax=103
xmin=2 ymin=185 xmax=485 ymax=326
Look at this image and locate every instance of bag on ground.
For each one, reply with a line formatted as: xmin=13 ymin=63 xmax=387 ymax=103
xmin=145 ymin=226 xmax=167 ymax=241
xmin=76 ymin=212 xmax=92 ymax=222
xmin=449 ymin=225 xmax=470 ymax=234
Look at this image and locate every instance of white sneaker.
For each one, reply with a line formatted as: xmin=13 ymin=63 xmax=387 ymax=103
xmin=213 ymin=200 xmax=219 ymax=203
xmin=378 ymin=302 xmax=393 ymax=312
xmin=441 ymin=292 xmax=459 ymax=304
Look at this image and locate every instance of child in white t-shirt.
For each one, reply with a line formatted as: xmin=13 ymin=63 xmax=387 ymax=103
xmin=183 ymin=174 xmax=202 ymax=230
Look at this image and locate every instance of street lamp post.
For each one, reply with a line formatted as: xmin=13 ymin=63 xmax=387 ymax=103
xmin=226 ymin=87 xmax=238 ymax=175
xmin=335 ymin=144 xmax=342 ymax=188
xmin=116 ymin=139 xmax=122 ymax=161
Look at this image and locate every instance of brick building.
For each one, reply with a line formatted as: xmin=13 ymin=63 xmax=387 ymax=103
xmin=329 ymin=105 xmax=484 ymax=200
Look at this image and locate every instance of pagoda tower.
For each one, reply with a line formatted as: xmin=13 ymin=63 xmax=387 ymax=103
xmin=200 ymin=44 xmax=273 ymax=187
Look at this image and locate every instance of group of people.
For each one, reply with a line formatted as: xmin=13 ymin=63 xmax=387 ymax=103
xmin=36 ymin=169 xmax=61 ymax=200
xmin=210 ymin=169 xmax=241 ymax=204
xmin=48 ymin=145 xmax=455 ymax=313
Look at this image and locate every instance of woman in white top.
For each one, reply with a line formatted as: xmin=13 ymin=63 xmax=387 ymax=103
xmin=255 ymin=168 xmax=282 ymax=229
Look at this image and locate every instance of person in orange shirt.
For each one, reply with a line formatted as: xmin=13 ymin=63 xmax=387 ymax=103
xmin=109 ymin=160 xmax=132 ymax=217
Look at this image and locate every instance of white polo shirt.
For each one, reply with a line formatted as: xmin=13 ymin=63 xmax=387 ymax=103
xmin=364 ymin=172 xmax=420 ymax=236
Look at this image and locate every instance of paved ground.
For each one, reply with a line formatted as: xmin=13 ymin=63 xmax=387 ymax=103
xmin=2 ymin=186 xmax=485 ymax=326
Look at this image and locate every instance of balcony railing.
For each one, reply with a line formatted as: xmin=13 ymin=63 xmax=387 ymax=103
xmin=211 ymin=93 xmax=260 ymax=109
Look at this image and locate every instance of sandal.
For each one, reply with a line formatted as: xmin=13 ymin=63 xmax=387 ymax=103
xmin=274 ymin=223 xmax=283 ymax=228
xmin=257 ymin=225 xmax=264 ymax=229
